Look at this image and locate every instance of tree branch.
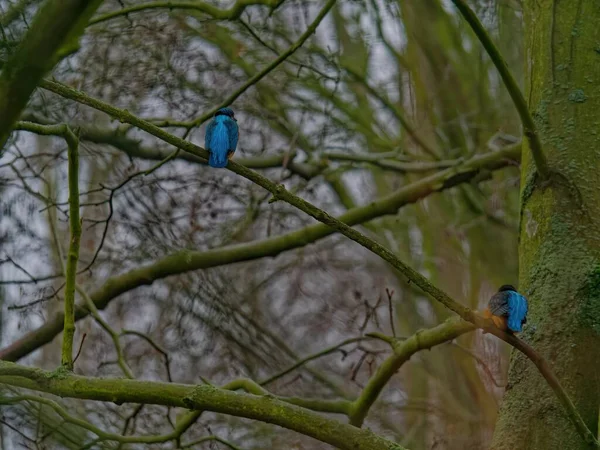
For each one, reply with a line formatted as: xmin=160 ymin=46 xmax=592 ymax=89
xmin=324 ymin=151 xmax=462 ymax=173
xmin=0 ymin=361 xmax=403 ymax=450
xmin=0 ymin=141 xmax=519 ymax=363
xmin=181 ymin=435 xmax=243 ymax=450
xmin=14 ymin=120 xmax=321 ymax=179
xmin=0 ymin=0 xmax=103 ymax=148
xmin=89 ymin=0 xmax=284 ymax=26
xmin=183 ymin=0 xmax=336 ymax=130
xmin=450 ymin=0 xmax=549 ymax=180
xmin=349 ymin=318 xmax=475 ymax=426
xmin=260 ymin=336 xmax=369 ymax=386
xmin=61 ymin=125 xmax=81 ymax=370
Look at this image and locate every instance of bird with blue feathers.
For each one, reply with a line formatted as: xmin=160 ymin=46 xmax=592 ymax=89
xmin=483 ymin=284 xmax=528 ymax=333
xmin=204 ymin=107 xmax=238 ymax=168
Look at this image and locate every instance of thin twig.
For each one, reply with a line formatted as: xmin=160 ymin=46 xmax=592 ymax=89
xmin=183 ymin=0 xmax=337 ymax=131
xmin=72 ymin=333 xmax=87 ymax=365
xmin=385 ymin=288 xmax=396 ymax=338
xmin=89 ymin=0 xmax=282 ymax=26
xmin=121 ymin=329 xmax=172 ymax=382
xmin=260 ymin=337 xmax=369 ymax=386
xmin=77 ymin=285 xmax=135 ymax=379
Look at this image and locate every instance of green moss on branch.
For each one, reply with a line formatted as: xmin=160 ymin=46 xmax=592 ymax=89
xmin=0 ymin=361 xmax=402 ymax=450
xmin=61 ymin=126 xmax=81 ymax=370
xmin=0 ymin=0 xmax=103 ymax=148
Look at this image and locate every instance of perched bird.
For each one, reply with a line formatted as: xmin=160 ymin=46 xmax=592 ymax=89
xmin=483 ymin=284 xmax=528 ymax=333
xmin=204 ymin=107 xmax=238 ymax=168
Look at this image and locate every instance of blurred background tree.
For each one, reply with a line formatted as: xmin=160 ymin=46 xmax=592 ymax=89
xmin=0 ymin=0 xmax=597 ymax=449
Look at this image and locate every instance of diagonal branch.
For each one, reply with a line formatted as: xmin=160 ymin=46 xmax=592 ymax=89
xmin=0 ymin=361 xmax=403 ymax=450
xmin=0 ymin=0 xmax=104 ymax=149
xmin=450 ymin=0 xmax=549 ymax=180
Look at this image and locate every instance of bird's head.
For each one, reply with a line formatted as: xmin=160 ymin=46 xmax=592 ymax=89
xmin=215 ymin=107 xmax=236 ymax=121
xmin=498 ymin=284 xmax=517 ymax=292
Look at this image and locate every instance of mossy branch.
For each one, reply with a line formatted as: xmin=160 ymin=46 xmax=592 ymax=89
xmin=0 ymin=0 xmax=103 ymax=149
xmin=492 ymin=328 xmax=600 ymax=449
xmin=260 ymin=336 xmax=369 ymax=386
xmin=62 ymin=126 xmax=81 ymax=371
xmin=349 ymin=318 xmax=475 ymax=426
xmin=450 ymin=0 xmax=550 ymax=180
xmin=0 ymin=361 xmax=403 ymax=450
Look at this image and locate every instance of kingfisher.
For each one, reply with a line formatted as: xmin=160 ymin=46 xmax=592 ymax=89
xmin=483 ymin=284 xmax=528 ymax=333
xmin=204 ymin=107 xmax=239 ymax=168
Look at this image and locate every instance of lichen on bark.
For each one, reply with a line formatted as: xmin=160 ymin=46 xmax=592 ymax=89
xmin=491 ymin=1 xmax=600 ymax=449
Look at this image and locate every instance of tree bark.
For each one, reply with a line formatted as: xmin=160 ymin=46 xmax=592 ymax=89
xmin=491 ymin=1 xmax=600 ymax=448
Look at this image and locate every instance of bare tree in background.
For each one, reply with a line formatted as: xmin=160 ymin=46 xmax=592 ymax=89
xmin=0 ymin=1 xmax=598 ymax=449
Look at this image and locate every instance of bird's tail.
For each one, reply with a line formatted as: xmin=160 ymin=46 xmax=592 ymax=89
xmin=208 ymin=123 xmax=229 ymax=168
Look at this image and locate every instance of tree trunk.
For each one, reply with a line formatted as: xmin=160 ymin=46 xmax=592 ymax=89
xmin=491 ymin=1 xmax=600 ymax=448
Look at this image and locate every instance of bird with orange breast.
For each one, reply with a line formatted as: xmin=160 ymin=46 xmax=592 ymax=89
xmin=483 ymin=284 xmax=528 ymax=333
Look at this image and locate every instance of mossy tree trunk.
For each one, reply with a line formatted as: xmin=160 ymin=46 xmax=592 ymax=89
xmin=491 ymin=1 xmax=600 ymax=448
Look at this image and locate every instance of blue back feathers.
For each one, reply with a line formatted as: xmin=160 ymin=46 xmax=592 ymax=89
xmin=488 ymin=285 xmax=528 ymax=332
xmin=507 ymin=291 xmax=528 ymax=332
xmin=205 ymin=108 xmax=239 ymax=168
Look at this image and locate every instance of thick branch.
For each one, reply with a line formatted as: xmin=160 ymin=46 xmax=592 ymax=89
xmin=0 ymin=0 xmax=103 ymax=148
xmin=486 ymin=327 xmax=600 ymax=448
xmin=0 ymin=361 xmax=402 ymax=450
xmin=450 ymin=0 xmax=549 ymax=180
